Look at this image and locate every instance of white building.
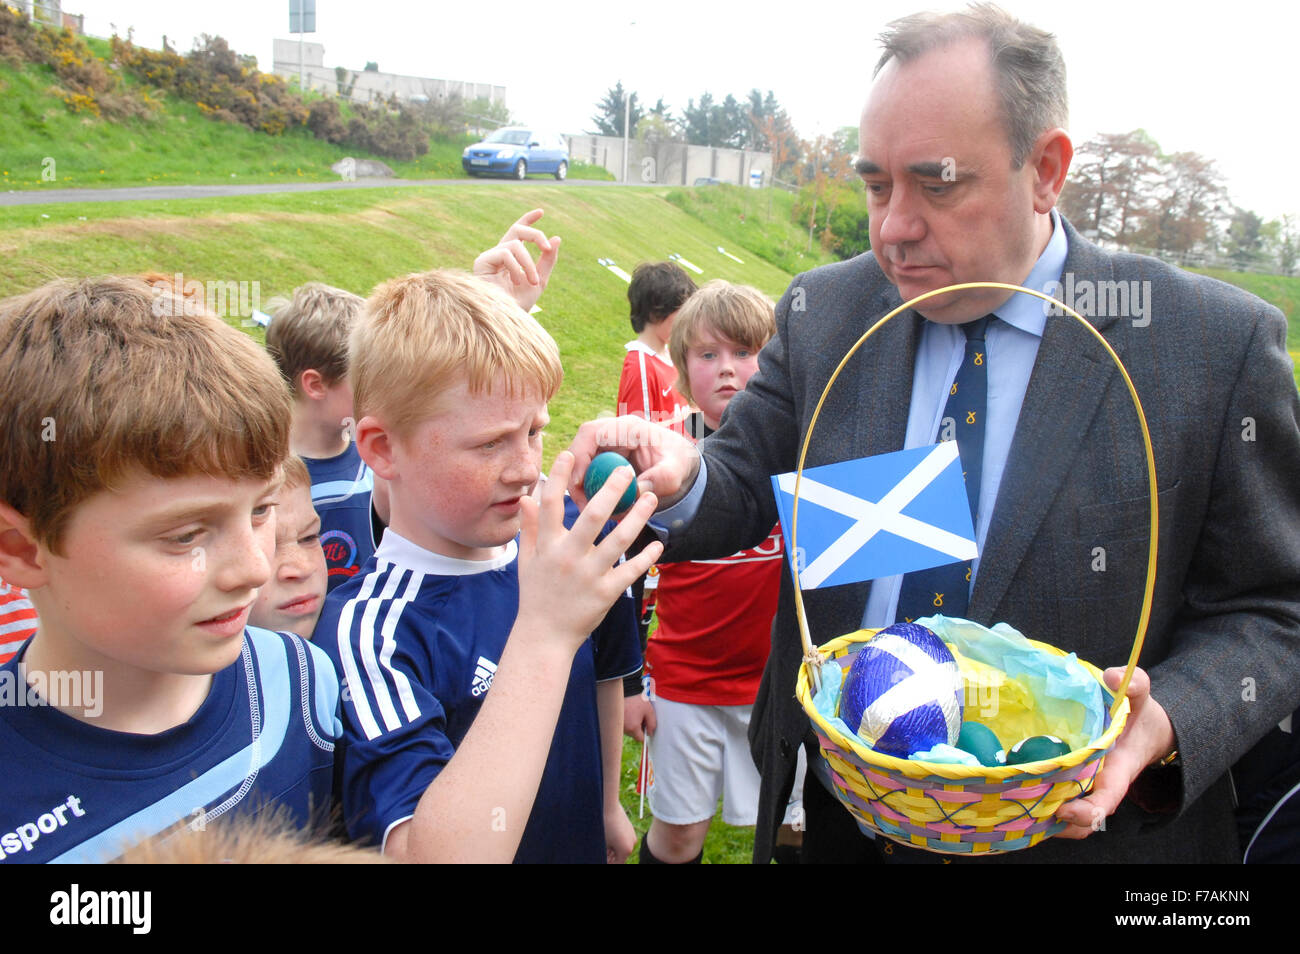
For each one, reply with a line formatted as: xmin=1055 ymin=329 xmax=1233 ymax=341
xmin=271 ymin=38 xmax=504 ymax=107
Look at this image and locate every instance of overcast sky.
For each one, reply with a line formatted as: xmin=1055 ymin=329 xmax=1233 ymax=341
xmin=76 ymin=0 xmax=1297 ymax=222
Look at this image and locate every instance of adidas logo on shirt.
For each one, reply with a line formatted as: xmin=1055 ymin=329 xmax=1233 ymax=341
xmin=470 ymin=656 xmax=498 ymax=697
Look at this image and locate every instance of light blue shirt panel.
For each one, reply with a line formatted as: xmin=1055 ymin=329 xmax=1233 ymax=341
xmin=863 ymin=211 xmax=1067 ymax=627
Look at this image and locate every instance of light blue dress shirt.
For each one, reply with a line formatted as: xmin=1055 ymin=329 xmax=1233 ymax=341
xmin=658 ymin=211 xmax=1069 ymax=629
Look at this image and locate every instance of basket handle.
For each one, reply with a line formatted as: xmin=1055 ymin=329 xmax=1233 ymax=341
xmin=790 ymin=281 xmax=1156 ymax=720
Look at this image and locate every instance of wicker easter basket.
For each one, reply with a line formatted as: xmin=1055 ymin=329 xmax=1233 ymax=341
xmin=792 ymin=282 xmax=1156 ymax=855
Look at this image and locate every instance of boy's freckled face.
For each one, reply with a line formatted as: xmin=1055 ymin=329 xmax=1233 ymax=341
xmin=249 ymin=482 xmax=327 ymax=640
xmin=389 ymin=376 xmax=547 ymax=561
xmin=36 ymin=472 xmax=278 ymax=675
xmin=685 ymin=332 xmax=762 ymax=430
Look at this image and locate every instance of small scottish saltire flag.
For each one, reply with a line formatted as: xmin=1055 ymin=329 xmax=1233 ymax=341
xmin=770 ymin=442 xmax=978 ymax=590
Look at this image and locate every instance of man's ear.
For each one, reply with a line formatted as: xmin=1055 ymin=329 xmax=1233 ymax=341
xmin=1029 ymin=127 xmax=1073 ymax=214
xmin=355 ymin=415 xmax=398 ymax=482
xmin=299 ymin=368 xmax=327 ymax=401
xmin=0 ymin=502 xmax=48 ymax=589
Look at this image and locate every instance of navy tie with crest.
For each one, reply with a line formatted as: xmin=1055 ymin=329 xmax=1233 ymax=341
xmin=895 ymin=316 xmax=993 ymax=623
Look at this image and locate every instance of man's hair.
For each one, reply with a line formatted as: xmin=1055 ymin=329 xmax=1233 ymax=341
xmin=0 ymin=276 xmax=290 ymax=553
xmin=875 ymin=2 xmax=1067 ymax=167
xmin=281 ymin=454 xmax=311 ymax=493
xmin=350 ymin=269 xmax=563 ymax=438
xmin=668 ymin=281 xmax=775 ymax=406
xmin=266 ymin=282 xmax=365 ymax=393
xmin=627 ymin=261 xmax=697 ymax=334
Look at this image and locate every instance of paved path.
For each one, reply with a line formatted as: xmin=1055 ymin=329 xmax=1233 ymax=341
xmin=0 ymin=176 xmax=622 ymax=206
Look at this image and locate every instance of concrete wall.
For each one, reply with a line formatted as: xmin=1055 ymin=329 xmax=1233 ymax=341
xmin=271 ymin=38 xmax=505 ymax=107
xmin=565 ymin=134 xmax=772 ymax=186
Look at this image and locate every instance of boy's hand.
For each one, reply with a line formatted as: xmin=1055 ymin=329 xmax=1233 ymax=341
xmin=623 ymin=693 xmax=657 ymax=741
xmin=517 ymin=452 xmax=663 ymax=651
xmin=568 ymin=416 xmax=701 ymax=511
xmin=605 ymin=804 xmax=636 ymax=864
xmin=473 ymin=209 xmax=561 ymax=312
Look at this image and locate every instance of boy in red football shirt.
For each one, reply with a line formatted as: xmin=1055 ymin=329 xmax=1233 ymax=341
xmin=639 ymin=281 xmax=803 ymax=864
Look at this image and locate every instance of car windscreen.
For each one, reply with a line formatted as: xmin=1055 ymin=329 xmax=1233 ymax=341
xmin=484 ymin=129 xmax=530 ymax=145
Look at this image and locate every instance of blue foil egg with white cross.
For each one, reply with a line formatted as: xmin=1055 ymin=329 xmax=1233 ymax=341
xmin=839 ymin=622 xmax=965 ymax=757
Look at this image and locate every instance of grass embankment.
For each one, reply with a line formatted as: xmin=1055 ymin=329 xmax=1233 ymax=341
xmin=0 ymin=47 xmax=611 ymax=190
xmin=667 ymin=183 xmax=839 ymax=275
xmin=0 ymin=183 xmax=795 ymax=466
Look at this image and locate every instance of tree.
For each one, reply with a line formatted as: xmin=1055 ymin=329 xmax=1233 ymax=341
xmin=590 ymin=81 xmax=642 ymax=137
xmin=682 ymin=92 xmax=715 ymax=145
xmin=1225 ymin=207 xmax=1266 ymax=270
xmin=1277 ymin=214 xmax=1299 ymax=276
xmin=1060 ymin=130 xmax=1160 ymax=246
xmin=794 ymin=133 xmax=866 ymax=258
xmin=1137 ymin=150 xmax=1229 ymax=256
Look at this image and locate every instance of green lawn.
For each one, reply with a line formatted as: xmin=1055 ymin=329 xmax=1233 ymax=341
xmin=618 ymin=735 xmax=757 ymax=864
xmin=0 ymin=183 xmax=798 ymax=460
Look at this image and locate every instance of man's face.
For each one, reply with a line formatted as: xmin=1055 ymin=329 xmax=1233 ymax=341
xmin=249 ymin=481 xmax=327 ymax=640
xmin=858 ymin=37 xmax=1047 ymax=322
xmin=33 ymin=472 xmax=277 ymax=677
xmin=387 ymin=376 xmax=547 ymax=561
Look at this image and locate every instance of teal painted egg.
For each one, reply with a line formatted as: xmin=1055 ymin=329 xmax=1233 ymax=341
xmin=1006 ymin=734 xmax=1071 ymax=765
xmin=955 ymin=721 xmax=1005 ymax=766
xmin=583 ymin=452 xmax=638 ymax=513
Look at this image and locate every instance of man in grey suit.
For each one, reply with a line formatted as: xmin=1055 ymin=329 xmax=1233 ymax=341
xmin=570 ymin=5 xmax=1300 ymax=863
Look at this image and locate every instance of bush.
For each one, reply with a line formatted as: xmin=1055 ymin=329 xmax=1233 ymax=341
xmin=113 ymin=33 xmax=431 ymax=161
xmin=0 ymin=7 xmax=152 ymax=119
xmin=793 ymin=180 xmax=871 ymax=260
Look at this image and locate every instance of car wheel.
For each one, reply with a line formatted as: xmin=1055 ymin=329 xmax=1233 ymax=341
xmin=554 ymin=161 xmax=567 ymax=181
xmin=514 ymin=159 xmax=527 ymax=180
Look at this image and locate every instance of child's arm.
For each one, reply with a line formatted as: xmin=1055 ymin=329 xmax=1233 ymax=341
xmin=384 ymin=453 xmax=660 ymax=864
xmin=599 ymin=677 xmax=636 ymax=863
xmin=472 ymin=208 xmax=561 ymax=312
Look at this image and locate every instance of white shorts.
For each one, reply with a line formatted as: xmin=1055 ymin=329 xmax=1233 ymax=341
xmin=648 ymin=697 xmax=761 ymax=826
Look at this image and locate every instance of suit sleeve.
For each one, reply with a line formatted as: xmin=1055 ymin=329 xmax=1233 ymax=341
xmin=1149 ymin=300 xmax=1300 ymax=810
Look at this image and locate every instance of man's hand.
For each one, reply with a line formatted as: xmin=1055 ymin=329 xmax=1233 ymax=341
xmin=605 ymin=803 xmax=637 ymax=864
xmin=472 ymin=208 xmax=560 ymax=312
xmin=1055 ymin=666 xmax=1176 ymax=839
xmin=623 ymin=692 xmax=657 ymax=742
xmin=568 ymin=415 xmax=701 ymax=510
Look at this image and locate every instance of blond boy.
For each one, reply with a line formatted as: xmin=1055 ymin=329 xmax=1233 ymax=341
xmin=0 ymin=277 xmax=340 ymax=863
xmin=249 ymin=455 xmax=328 ymax=641
xmin=319 ymin=269 xmax=657 ymax=863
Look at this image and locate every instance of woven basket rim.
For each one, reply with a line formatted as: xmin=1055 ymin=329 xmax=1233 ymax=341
xmin=796 ymin=626 xmax=1132 ymax=782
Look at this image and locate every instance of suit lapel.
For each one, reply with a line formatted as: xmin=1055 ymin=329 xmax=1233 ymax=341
xmin=971 ymin=223 xmax=1124 ymax=620
xmin=808 ymin=281 xmax=920 ymax=635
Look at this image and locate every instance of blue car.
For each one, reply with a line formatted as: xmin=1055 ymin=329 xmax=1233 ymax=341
xmin=462 ymin=128 xmax=569 ymax=180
